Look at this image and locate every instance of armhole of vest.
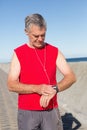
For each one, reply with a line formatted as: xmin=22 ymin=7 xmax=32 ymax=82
xmin=57 ymin=48 xmax=59 ymax=58
xmin=14 ymin=50 xmax=21 ymax=66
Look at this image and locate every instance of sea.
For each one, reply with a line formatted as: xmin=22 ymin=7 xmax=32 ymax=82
xmin=66 ymin=57 xmax=87 ymax=62
xmin=0 ymin=57 xmax=87 ymax=63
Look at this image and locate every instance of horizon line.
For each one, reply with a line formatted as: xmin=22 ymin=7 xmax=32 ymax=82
xmin=0 ymin=56 xmax=87 ymax=64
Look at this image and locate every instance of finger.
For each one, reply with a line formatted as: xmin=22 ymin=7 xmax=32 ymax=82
xmin=40 ymin=96 xmax=43 ymax=107
xmin=42 ymin=92 xmax=49 ymax=96
xmin=42 ymin=96 xmax=47 ymax=107
xmin=40 ymin=96 xmax=48 ymax=108
xmin=41 ymin=85 xmax=54 ymax=95
xmin=40 ymin=96 xmax=46 ymax=107
xmin=42 ymin=89 xmax=54 ymax=95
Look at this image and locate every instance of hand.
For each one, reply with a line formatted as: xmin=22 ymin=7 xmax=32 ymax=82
xmin=40 ymin=89 xmax=56 ymax=108
xmin=37 ymin=84 xmax=54 ymax=95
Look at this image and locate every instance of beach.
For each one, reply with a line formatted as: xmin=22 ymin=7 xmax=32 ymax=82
xmin=0 ymin=62 xmax=87 ymax=130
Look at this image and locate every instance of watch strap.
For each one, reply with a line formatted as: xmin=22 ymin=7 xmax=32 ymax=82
xmin=53 ymin=85 xmax=59 ymax=93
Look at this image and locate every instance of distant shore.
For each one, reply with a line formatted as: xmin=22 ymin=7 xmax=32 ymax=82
xmin=66 ymin=57 xmax=87 ymax=62
xmin=1 ymin=56 xmax=87 ymax=64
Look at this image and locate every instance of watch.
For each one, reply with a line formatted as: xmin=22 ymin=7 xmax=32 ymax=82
xmin=53 ymin=85 xmax=59 ymax=93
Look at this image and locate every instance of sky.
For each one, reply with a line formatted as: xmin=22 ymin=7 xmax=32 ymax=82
xmin=0 ymin=0 xmax=87 ymax=62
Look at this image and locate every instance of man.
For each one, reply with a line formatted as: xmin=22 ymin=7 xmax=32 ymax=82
xmin=7 ymin=13 xmax=76 ymax=130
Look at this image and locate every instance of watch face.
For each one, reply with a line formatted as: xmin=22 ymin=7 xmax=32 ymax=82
xmin=53 ymin=86 xmax=59 ymax=93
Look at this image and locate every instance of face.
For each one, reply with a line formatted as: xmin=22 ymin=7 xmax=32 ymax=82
xmin=25 ymin=24 xmax=46 ymax=48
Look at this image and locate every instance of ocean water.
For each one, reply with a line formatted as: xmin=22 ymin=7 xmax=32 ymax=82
xmin=0 ymin=57 xmax=87 ymax=63
xmin=66 ymin=57 xmax=87 ymax=62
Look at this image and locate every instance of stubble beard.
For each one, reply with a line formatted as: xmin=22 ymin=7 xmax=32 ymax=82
xmin=33 ymin=42 xmax=45 ymax=49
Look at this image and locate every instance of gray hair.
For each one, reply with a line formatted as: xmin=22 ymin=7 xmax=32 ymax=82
xmin=25 ymin=13 xmax=47 ymax=31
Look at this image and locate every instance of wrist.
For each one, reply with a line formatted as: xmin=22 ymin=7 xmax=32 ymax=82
xmin=53 ymin=85 xmax=59 ymax=93
xmin=33 ymin=85 xmax=41 ymax=94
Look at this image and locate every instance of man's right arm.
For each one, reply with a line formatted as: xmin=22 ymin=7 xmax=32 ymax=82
xmin=7 ymin=52 xmax=54 ymax=95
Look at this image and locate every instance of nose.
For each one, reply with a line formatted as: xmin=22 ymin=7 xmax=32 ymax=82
xmin=38 ymin=36 xmax=43 ymax=42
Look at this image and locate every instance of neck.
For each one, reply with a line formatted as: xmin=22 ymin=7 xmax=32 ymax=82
xmin=27 ymin=42 xmax=46 ymax=49
xmin=27 ymin=43 xmax=35 ymax=48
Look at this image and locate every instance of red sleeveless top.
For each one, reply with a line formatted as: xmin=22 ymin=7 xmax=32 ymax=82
xmin=14 ymin=43 xmax=58 ymax=110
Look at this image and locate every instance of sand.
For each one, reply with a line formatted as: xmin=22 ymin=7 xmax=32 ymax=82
xmin=0 ymin=62 xmax=87 ymax=130
xmin=57 ymin=62 xmax=87 ymax=129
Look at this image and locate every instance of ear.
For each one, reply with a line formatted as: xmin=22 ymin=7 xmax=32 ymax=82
xmin=24 ymin=28 xmax=29 ymax=35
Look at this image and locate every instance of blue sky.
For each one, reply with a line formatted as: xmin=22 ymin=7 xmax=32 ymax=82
xmin=0 ymin=0 xmax=87 ymax=62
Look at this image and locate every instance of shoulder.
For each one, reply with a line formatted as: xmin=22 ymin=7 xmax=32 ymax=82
xmin=46 ymin=43 xmax=58 ymax=49
xmin=14 ymin=43 xmax=27 ymax=52
xmin=46 ymin=43 xmax=59 ymax=60
xmin=14 ymin=43 xmax=28 ymax=61
xmin=46 ymin=43 xmax=59 ymax=52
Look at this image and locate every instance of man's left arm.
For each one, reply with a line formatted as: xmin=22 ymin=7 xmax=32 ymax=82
xmin=56 ymin=50 xmax=76 ymax=92
xmin=40 ymin=50 xmax=76 ymax=108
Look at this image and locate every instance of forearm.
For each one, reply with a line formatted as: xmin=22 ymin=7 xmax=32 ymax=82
xmin=7 ymin=80 xmax=40 ymax=94
xmin=7 ymin=80 xmax=54 ymax=95
xmin=57 ymin=73 xmax=76 ymax=92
